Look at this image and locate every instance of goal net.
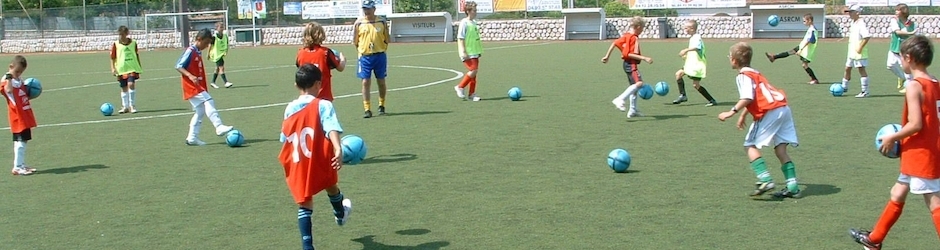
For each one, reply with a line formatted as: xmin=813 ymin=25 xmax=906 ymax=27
xmin=143 ymin=10 xmax=229 ymax=51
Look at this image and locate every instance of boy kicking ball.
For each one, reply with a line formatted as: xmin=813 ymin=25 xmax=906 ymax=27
xmin=765 ymin=13 xmax=820 ymax=85
xmin=602 ymin=16 xmax=653 ymax=118
xmin=719 ymin=42 xmax=802 ymax=199
xmin=176 ymin=29 xmax=235 ymax=146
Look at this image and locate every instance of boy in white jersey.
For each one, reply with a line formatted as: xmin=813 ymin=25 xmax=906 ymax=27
xmin=765 ymin=13 xmax=820 ymax=85
xmin=842 ymin=4 xmax=872 ymax=98
xmin=672 ymin=20 xmax=717 ymax=106
xmin=887 ymin=3 xmax=917 ymax=93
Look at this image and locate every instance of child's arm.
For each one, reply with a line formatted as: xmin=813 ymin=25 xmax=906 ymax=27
xmin=629 ymin=40 xmax=652 ymax=64
xmin=719 ymin=99 xmax=752 ymax=121
xmin=857 ymin=37 xmax=870 ymax=54
xmin=175 ymin=50 xmax=201 ymax=85
xmin=335 ymin=52 xmax=347 ymax=72
xmin=328 ymin=130 xmax=343 ymax=170
xmin=880 ymin=80 xmax=925 ymax=153
xmin=110 ymin=43 xmax=118 ymax=75
xmin=895 ymin=22 xmax=916 ymax=36
xmin=601 ymin=43 xmax=617 ymax=63
xmin=736 ymin=111 xmax=748 ymax=130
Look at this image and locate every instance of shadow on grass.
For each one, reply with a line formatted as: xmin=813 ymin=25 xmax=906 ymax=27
xmin=352 ymin=229 xmax=450 ymax=250
xmin=359 ymin=154 xmax=418 ymax=165
xmin=38 ymin=164 xmax=109 ymax=175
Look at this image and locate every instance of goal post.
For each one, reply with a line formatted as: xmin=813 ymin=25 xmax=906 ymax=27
xmin=143 ymin=10 xmax=229 ymax=51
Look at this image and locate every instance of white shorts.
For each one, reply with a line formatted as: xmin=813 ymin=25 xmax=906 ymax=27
xmin=845 ymin=58 xmax=868 ymax=68
xmin=744 ymin=106 xmax=799 ymax=149
xmin=886 ymin=51 xmax=902 ymax=68
xmin=898 ymin=174 xmax=940 ymax=194
xmin=188 ymin=91 xmax=212 ymax=108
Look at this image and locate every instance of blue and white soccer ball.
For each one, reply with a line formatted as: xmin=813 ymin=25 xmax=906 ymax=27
xmin=654 ymin=81 xmax=669 ymax=96
xmin=768 ymin=15 xmax=780 ymax=27
xmin=508 ymin=87 xmax=522 ymax=101
xmin=637 ymin=84 xmax=654 ymax=100
xmin=100 ymin=103 xmax=114 ymax=116
xmin=875 ymin=124 xmax=902 ymax=158
xmin=829 ymin=83 xmax=845 ymax=97
xmin=226 ymin=130 xmax=245 ymax=147
xmin=24 ymin=78 xmax=41 ymax=99
xmin=607 ymin=148 xmax=632 ymax=173
xmin=341 ymin=135 xmax=367 ymax=165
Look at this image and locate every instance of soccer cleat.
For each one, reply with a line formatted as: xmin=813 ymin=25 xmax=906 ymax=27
xmin=129 ymin=106 xmax=138 ymax=114
xmin=611 ymin=99 xmax=626 ymax=112
xmin=855 ymin=92 xmax=870 ymax=98
xmin=118 ymin=107 xmax=129 ymax=114
xmin=672 ymin=95 xmax=688 ymax=104
xmin=11 ymin=167 xmax=35 ymax=176
xmin=899 ymin=88 xmax=906 ymax=94
xmin=627 ymin=110 xmax=643 ymax=118
xmin=749 ymin=181 xmax=776 ymax=196
xmin=771 ymin=188 xmax=802 ymax=199
xmin=454 ymin=86 xmax=466 ymax=98
xmin=210 ymin=83 xmax=220 ymax=89
xmin=378 ymin=106 xmax=386 ymax=115
xmin=897 ymin=78 xmax=904 ymax=89
xmin=363 ymin=110 xmax=372 ymax=118
xmin=335 ymin=198 xmax=353 ymax=226
xmin=224 ymin=82 xmax=234 ymax=88
xmin=705 ymin=101 xmax=718 ymax=107
xmin=849 ymin=229 xmax=882 ymax=250
xmin=469 ymin=94 xmax=481 ymax=102
xmin=807 ymin=80 xmax=819 ymax=85
xmin=215 ymin=125 xmax=234 ymax=136
xmin=765 ymin=52 xmax=775 ymax=63
xmin=185 ymin=138 xmax=207 ymax=146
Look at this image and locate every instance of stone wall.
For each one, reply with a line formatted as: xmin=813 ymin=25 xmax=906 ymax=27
xmin=3 ymin=15 xmax=940 ymax=54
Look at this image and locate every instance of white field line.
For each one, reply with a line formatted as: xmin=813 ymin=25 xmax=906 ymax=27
xmin=1 ymin=65 xmax=462 ymax=130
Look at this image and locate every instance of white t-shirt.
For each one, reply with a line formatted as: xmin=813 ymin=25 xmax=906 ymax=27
xmin=848 ymin=19 xmax=871 ymax=59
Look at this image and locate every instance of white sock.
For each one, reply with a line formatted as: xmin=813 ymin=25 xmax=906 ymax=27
xmin=203 ymin=99 xmax=225 ymax=128
xmin=890 ymin=65 xmax=906 ymax=79
xmin=616 ymin=85 xmax=638 ymax=102
xmin=13 ymin=141 xmax=25 ymax=168
xmin=629 ymin=92 xmax=638 ymax=112
xmin=120 ymin=91 xmax=129 ymax=108
xmin=189 ymin=105 xmax=205 ymax=140
xmin=841 ymin=78 xmax=849 ymax=89
xmin=861 ymin=77 xmax=870 ymax=92
xmin=128 ymin=90 xmax=136 ymax=106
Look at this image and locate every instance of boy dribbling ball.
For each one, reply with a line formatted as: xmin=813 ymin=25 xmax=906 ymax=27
xmin=602 ymin=16 xmax=653 ymax=118
xmin=175 ymin=29 xmax=235 ymax=146
xmin=718 ymin=42 xmax=802 ymax=199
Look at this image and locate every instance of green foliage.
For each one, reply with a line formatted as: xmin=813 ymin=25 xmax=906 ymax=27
xmin=393 ymin=0 xmax=454 ymax=13
xmin=603 ymin=1 xmax=643 ymax=17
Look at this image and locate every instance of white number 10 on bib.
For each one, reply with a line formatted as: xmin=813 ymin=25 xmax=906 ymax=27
xmin=758 ymin=83 xmax=785 ymax=103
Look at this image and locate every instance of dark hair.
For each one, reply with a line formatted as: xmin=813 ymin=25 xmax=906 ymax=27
xmin=11 ymin=55 xmax=27 ymax=68
xmin=295 ymin=63 xmax=322 ymax=90
xmin=803 ymin=13 xmax=813 ymax=22
xmin=899 ymin=35 xmax=933 ymax=67
xmin=118 ymin=25 xmax=129 ymax=35
xmin=196 ymin=28 xmax=215 ymax=43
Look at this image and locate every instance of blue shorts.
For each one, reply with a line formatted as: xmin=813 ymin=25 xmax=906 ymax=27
xmin=357 ymin=52 xmax=388 ymax=79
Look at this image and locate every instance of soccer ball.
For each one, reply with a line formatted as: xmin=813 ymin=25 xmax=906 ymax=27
xmin=637 ymin=84 xmax=654 ymax=100
xmin=829 ymin=83 xmax=845 ymax=96
xmin=654 ymin=81 xmax=669 ymax=96
xmin=100 ymin=103 xmax=114 ymax=116
xmin=226 ymin=130 xmax=245 ymax=147
xmin=24 ymin=78 xmax=41 ymax=99
xmin=875 ymin=124 xmax=902 ymax=158
xmin=341 ymin=135 xmax=367 ymax=165
xmin=508 ymin=87 xmax=522 ymax=101
xmin=768 ymin=15 xmax=780 ymax=27
xmin=330 ymin=49 xmax=343 ymax=68
xmin=607 ymin=148 xmax=631 ymax=173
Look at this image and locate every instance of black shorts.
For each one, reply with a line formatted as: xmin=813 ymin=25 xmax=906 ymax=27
xmin=215 ymin=57 xmax=225 ymax=67
xmin=118 ymin=74 xmax=138 ymax=88
xmin=622 ymin=61 xmax=643 ymax=85
xmin=13 ymin=128 xmax=31 ymax=142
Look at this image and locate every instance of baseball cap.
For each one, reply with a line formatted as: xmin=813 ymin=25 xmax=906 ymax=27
xmin=362 ymin=0 xmax=376 ymax=9
xmin=845 ymin=4 xmax=862 ymax=13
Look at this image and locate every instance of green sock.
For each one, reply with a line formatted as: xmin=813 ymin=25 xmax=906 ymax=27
xmin=750 ymin=157 xmax=772 ymax=182
xmin=781 ymin=161 xmax=799 ymax=192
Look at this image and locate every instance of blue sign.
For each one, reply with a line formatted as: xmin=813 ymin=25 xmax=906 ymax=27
xmin=284 ymin=2 xmax=302 ymax=15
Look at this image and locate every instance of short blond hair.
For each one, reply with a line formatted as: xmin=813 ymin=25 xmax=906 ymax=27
xmin=730 ymin=42 xmax=753 ymax=67
xmin=685 ymin=20 xmax=698 ymax=30
xmin=630 ymin=16 xmax=646 ymax=28
xmin=303 ymin=22 xmax=326 ymax=48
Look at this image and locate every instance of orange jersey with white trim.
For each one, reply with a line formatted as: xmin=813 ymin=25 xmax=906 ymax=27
xmin=741 ymin=71 xmax=788 ymax=120
xmin=899 ymin=77 xmax=940 ymax=179
xmin=1 ymin=75 xmax=36 ymax=133
xmin=295 ymin=46 xmax=340 ymax=101
xmin=612 ymin=32 xmax=640 ymax=64
xmin=279 ymin=98 xmax=337 ymax=204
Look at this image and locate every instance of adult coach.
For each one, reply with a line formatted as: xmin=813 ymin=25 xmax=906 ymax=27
xmin=353 ymin=0 xmax=390 ymax=118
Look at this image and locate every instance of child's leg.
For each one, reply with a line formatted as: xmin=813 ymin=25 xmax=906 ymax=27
xmin=674 ymin=69 xmax=688 ymax=101
xmin=774 ymin=144 xmax=798 ymax=192
xmin=188 ymin=103 xmax=206 ymax=140
xmin=455 ymin=58 xmax=475 ymax=98
xmin=326 ymin=185 xmax=352 ymax=226
xmin=867 ymin=179 xmax=911 ymax=244
xmin=842 ymin=58 xmax=854 ymax=90
xmin=127 ymin=75 xmax=137 ymax=111
xmin=297 ymin=200 xmax=315 ymax=250
xmin=802 ymin=60 xmax=819 ymax=84
xmin=859 ymin=66 xmax=869 ymax=94
xmin=200 ymin=95 xmax=233 ymax=135
xmin=119 ymin=79 xmax=130 ymax=112
xmin=925 ymin=190 xmax=940 ymax=240
xmin=11 ymin=130 xmax=34 ymax=175
xmin=690 ymin=78 xmax=716 ymax=104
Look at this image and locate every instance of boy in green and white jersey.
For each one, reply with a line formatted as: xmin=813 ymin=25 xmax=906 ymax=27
xmin=110 ymin=25 xmax=143 ymax=114
xmin=888 ymin=3 xmax=917 ymax=93
xmin=208 ymin=21 xmax=234 ymax=89
xmin=765 ymin=13 xmax=820 ymax=85
xmin=453 ymin=1 xmax=484 ymax=101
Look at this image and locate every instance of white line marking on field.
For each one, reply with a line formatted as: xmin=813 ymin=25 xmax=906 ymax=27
xmin=42 ymin=42 xmax=551 ymax=92
xmin=1 ymin=65 xmax=463 ymax=130
xmin=31 ymin=65 xmax=263 ymax=77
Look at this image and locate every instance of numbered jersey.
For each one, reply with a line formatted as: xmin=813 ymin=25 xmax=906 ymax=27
xmin=0 ymin=74 xmax=36 ymax=133
xmin=295 ymin=46 xmax=339 ymax=100
xmin=739 ymin=70 xmax=787 ymax=120
xmin=900 ymin=77 xmax=940 ymax=179
xmin=279 ymin=98 xmax=337 ymax=203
